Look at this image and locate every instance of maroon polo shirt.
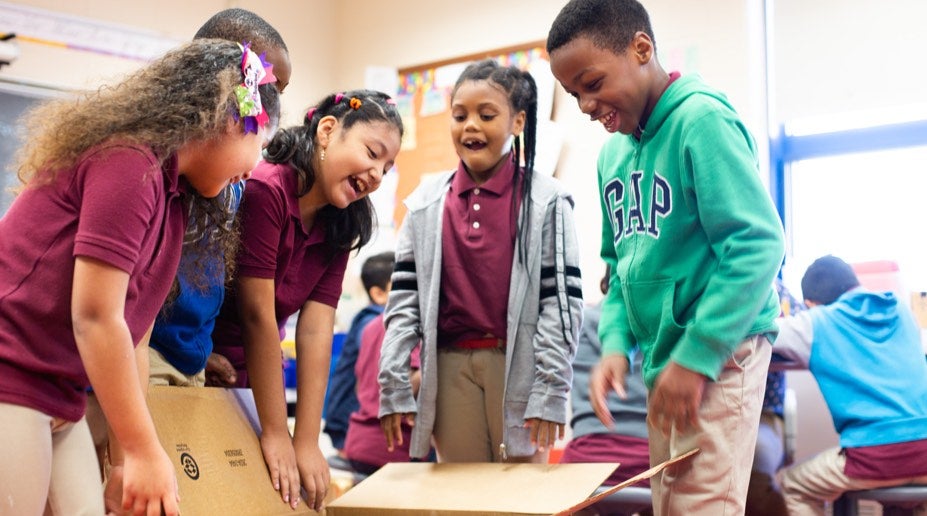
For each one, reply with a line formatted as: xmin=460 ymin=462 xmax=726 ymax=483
xmin=0 ymin=143 xmax=185 ymax=421
xmin=438 ymin=156 xmax=520 ymax=346
xmin=212 ymin=161 xmax=348 ymax=384
xmin=343 ymin=314 xmax=421 ymax=468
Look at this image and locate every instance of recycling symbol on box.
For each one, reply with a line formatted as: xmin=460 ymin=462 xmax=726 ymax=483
xmin=180 ymin=452 xmax=200 ymax=480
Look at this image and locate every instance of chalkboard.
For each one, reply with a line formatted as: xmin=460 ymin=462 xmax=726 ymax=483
xmin=0 ymin=79 xmax=69 ymax=215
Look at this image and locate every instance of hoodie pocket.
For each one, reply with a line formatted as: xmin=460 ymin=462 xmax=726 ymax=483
xmin=622 ymin=278 xmax=687 ymax=351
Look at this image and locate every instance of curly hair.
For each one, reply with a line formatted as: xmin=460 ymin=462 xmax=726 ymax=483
xmin=264 ymin=89 xmax=404 ymax=252
xmin=452 ymin=59 xmax=538 ymax=264
xmin=14 ymin=38 xmax=278 ymax=186
xmin=13 ymin=38 xmax=280 ymax=304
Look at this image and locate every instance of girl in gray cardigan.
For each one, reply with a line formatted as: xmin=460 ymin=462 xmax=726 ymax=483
xmin=378 ymin=59 xmax=584 ymax=462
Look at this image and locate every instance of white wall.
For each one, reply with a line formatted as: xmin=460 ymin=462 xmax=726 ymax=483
xmin=1 ymin=0 xmax=340 ymax=128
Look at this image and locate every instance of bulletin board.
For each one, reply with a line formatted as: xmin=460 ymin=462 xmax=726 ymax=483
xmin=390 ymin=40 xmax=551 ymax=228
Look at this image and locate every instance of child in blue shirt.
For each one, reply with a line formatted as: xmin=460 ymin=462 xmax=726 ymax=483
xmin=775 ymin=255 xmax=927 ymax=515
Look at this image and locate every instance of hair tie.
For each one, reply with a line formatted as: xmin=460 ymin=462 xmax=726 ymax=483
xmin=349 ymin=97 xmax=362 ymax=110
xmin=305 ymin=107 xmax=317 ymax=123
xmin=235 ymin=42 xmax=276 ymax=134
xmin=334 ymin=93 xmax=345 ymax=104
xmin=385 ymin=97 xmax=397 ymax=105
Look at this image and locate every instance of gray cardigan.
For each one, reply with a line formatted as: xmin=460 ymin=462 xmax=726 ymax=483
xmin=378 ymin=170 xmax=584 ymax=459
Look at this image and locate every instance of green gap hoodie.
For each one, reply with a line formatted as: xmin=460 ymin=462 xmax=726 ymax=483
xmin=596 ymin=74 xmax=785 ymax=389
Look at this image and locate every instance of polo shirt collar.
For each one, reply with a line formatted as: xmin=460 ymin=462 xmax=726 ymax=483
xmin=162 ymin=153 xmax=184 ymax=195
xmin=451 ymin=153 xmax=517 ymax=197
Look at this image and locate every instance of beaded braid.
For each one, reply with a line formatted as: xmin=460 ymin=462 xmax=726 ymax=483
xmin=263 ymin=89 xmax=404 ymax=251
xmin=453 ymin=60 xmax=539 ymax=264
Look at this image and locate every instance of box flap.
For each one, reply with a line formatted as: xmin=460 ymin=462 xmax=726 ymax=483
xmin=555 ymin=448 xmax=700 ymax=515
xmin=147 ymin=386 xmax=315 ymax=516
xmin=328 ymin=462 xmax=617 ymax=515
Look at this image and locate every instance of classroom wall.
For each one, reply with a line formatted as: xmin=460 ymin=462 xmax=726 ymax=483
xmin=1 ymin=0 xmax=340 ymax=128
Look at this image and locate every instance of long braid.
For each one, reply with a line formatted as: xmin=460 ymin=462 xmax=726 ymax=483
xmin=515 ymin=69 xmax=538 ymax=265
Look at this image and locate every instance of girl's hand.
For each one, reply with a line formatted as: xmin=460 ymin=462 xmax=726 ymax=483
xmin=525 ymin=418 xmax=564 ymax=453
xmin=259 ymin=430 xmax=301 ymax=509
xmin=294 ymin=441 xmax=330 ymax=512
xmin=380 ymin=413 xmax=416 ymax=452
xmin=121 ymin=445 xmax=179 ymax=516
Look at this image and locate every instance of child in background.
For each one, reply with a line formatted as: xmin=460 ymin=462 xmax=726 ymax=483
xmin=745 ymin=279 xmax=805 ymax=515
xmin=325 ymin=250 xmax=396 ymax=454
xmin=547 ymin=1 xmax=785 ymax=513
xmin=211 ymin=90 xmax=403 ymax=511
xmin=149 ymin=8 xmax=291 ymax=389
xmin=560 ymin=267 xmax=650 ymax=489
xmin=775 ymin=255 xmax=927 ymax=516
xmin=0 ymin=39 xmax=279 ymax=516
xmin=343 ymin=313 xmax=425 ymax=474
xmin=379 ymin=59 xmax=584 ymax=463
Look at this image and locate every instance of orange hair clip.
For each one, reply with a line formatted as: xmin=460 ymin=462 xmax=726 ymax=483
xmin=349 ymin=97 xmax=362 ymax=110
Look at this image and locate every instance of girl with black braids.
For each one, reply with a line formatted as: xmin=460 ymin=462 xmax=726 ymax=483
xmin=211 ymin=90 xmax=402 ymax=511
xmin=379 ymin=59 xmax=584 ymax=463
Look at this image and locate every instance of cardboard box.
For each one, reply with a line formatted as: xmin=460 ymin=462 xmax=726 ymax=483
xmin=147 ymin=386 xmax=316 ymax=516
xmin=326 ymin=462 xmax=616 ymax=516
xmin=327 ymin=449 xmax=698 ymax=516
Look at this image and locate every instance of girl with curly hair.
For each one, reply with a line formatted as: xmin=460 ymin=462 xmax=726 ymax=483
xmin=0 ymin=38 xmax=279 ymax=515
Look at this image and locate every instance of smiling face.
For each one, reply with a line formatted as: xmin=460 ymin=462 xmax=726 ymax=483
xmin=314 ymin=118 xmax=401 ymax=209
xmin=181 ymin=122 xmax=267 ymax=198
xmin=450 ymin=79 xmax=525 ymax=182
xmin=550 ymin=34 xmax=652 ymax=135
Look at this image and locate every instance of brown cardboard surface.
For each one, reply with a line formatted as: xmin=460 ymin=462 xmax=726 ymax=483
xmin=326 ymin=462 xmax=618 ymax=516
xmin=147 ymin=386 xmax=315 ymax=516
xmin=555 ymin=448 xmax=700 ymax=515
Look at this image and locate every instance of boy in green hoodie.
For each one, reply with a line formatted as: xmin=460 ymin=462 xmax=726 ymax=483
xmin=547 ymin=1 xmax=785 ymax=514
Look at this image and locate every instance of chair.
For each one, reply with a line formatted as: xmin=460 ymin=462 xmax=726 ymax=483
xmin=832 ymin=485 xmax=927 ymax=516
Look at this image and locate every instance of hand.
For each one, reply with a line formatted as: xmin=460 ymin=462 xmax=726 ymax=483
xmin=121 ymin=445 xmax=179 ymax=516
xmin=294 ymin=441 xmax=330 ymax=512
xmin=103 ymin=464 xmax=123 ymax=515
xmin=380 ymin=413 xmax=415 ymax=452
xmin=259 ymin=430 xmax=301 ymax=509
xmin=589 ymin=354 xmax=630 ymax=428
xmin=525 ymin=418 xmax=564 ymax=452
xmin=205 ymin=352 xmax=237 ymax=387
xmin=648 ymin=361 xmax=706 ymax=437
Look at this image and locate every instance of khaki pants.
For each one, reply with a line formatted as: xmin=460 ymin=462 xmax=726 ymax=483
xmin=781 ymin=447 xmax=927 ymax=516
xmin=0 ymin=402 xmax=105 ymax=515
xmin=148 ymin=347 xmax=206 ymax=387
xmin=648 ymin=335 xmax=771 ymax=516
xmin=433 ymin=347 xmax=547 ymax=463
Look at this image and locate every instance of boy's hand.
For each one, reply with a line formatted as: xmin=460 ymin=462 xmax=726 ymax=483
xmin=525 ymin=418 xmax=564 ymax=452
xmin=648 ymin=361 xmax=706 ymax=436
xmin=294 ymin=441 xmax=329 ymax=512
xmin=121 ymin=445 xmax=179 ymax=516
xmin=205 ymin=352 xmax=237 ymax=386
xmin=589 ymin=354 xmax=630 ymax=428
xmin=259 ymin=430 xmax=301 ymax=509
xmin=380 ymin=413 xmax=415 ymax=452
